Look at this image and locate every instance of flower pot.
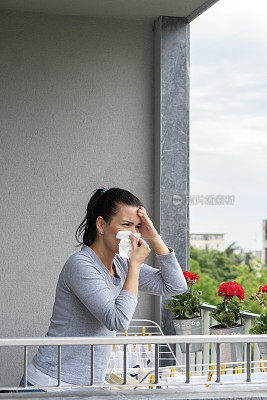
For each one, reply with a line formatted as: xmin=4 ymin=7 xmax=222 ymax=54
xmin=173 ymin=316 xmax=202 ymax=353
xmin=257 ymin=342 xmax=267 ymax=369
xmin=210 ymin=324 xmax=244 ymax=367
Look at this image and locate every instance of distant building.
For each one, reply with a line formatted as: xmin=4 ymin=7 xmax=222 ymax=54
xmin=190 ymin=233 xmax=225 ymax=251
xmin=262 ymin=219 xmax=267 ymax=265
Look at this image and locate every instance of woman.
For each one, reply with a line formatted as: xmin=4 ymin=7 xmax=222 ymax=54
xmin=18 ymin=187 xmax=187 ymax=391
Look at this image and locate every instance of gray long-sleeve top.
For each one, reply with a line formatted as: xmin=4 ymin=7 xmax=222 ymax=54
xmin=32 ymin=244 xmax=187 ymax=385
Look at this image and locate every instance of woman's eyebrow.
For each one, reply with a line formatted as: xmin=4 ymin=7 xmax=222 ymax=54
xmin=122 ymin=220 xmax=141 ymax=225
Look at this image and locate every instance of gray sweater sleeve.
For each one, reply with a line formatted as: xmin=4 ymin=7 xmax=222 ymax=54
xmin=133 ymin=247 xmax=187 ymax=296
xmin=65 ymin=259 xmax=138 ymax=332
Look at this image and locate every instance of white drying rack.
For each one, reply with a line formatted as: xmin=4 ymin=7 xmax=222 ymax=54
xmin=105 ymin=318 xmax=182 ymax=387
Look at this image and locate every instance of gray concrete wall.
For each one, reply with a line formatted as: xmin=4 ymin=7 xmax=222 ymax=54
xmin=0 ymin=9 xmax=156 ymax=386
xmin=153 ymin=17 xmax=190 ymax=366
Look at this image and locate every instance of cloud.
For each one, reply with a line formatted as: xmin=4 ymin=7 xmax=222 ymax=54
xmin=189 ymin=0 xmax=267 ymax=251
xmin=191 ymin=0 xmax=267 ymax=42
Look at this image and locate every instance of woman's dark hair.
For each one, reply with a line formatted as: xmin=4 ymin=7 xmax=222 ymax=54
xmin=75 ymin=187 xmax=144 ymax=247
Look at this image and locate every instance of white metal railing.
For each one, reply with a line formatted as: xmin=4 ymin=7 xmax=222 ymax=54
xmin=0 ymin=333 xmax=267 ymax=393
xmin=197 ymin=303 xmax=261 ymax=374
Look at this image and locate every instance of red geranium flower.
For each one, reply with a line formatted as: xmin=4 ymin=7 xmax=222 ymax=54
xmin=218 ymin=281 xmax=245 ymax=301
xmin=183 ymin=271 xmax=200 ymax=283
xmin=258 ymin=285 xmax=267 ymax=293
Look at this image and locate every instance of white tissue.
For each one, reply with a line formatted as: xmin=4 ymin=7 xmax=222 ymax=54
xmin=115 ymin=230 xmax=141 ymax=259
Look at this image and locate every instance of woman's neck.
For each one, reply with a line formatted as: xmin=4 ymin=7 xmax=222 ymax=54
xmin=90 ymin=241 xmax=116 ymax=273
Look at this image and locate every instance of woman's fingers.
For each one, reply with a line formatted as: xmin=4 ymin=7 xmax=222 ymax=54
xmin=138 ymin=210 xmax=146 ymax=220
xmin=138 ymin=207 xmax=148 ymax=218
xmin=130 ymin=235 xmax=146 ymax=249
xmin=138 ymin=237 xmax=150 ymax=250
xmin=129 ymin=235 xmax=137 ymax=248
xmin=129 ymin=235 xmax=151 ymax=265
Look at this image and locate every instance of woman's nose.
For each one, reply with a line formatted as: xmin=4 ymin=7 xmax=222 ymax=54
xmin=129 ymin=228 xmax=138 ymax=234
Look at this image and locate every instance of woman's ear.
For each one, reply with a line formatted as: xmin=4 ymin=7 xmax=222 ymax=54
xmin=96 ymin=216 xmax=105 ymax=235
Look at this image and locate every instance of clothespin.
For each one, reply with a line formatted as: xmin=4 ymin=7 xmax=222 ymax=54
xmin=221 ymin=365 xmax=226 ymax=375
xmin=149 ymin=374 xmax=155 ymax=389
xmin=142 ymin=326 xmax=145 ymax=345
xmin=113 ymin=332 xmax=116 ymax=351
xmin=133 ymin=334 xmax=137 ymax=352
xmin=148 ymin=333 xmax=152 ymax=351
xmin=206 ymin=363 xmax=216 ymax=387
xmin=170 ymin=367 xmax=175 ymax=377
xmin=260 ymin=358 xmax=265 ymax=373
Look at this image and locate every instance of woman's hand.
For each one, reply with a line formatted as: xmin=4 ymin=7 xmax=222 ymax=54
xmin=123 ymin=236 xmax=150 ymax=298
xmin=137 ymin=206 xmax=160 ymax=241
xmin=129 ymin=236 xmax=151 ymax=266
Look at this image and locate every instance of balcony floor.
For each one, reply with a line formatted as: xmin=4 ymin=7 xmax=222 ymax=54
xmin=1 ymin=382 xmax=267 ymax=400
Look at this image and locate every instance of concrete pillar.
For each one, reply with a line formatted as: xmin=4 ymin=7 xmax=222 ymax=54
xmin=153 ymin=16 xmax=190 ymax=339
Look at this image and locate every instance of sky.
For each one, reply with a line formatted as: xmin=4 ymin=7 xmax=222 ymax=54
xmin=189 ymin=0 xmax=267 ymax=252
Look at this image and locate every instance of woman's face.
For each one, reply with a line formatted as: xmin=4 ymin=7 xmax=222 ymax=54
xmin=100 ymin=204 xmax=142 ymax=253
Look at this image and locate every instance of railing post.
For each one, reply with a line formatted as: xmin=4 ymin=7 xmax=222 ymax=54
xmin=123 ymin=344 xmax=127 ymax=385
xmin=185 ymin=343 xmax=190 ymax=383
xmin=23 ymin=346 xmax=27 ymax=388
xmin=203 ymin=310 xmax=210 ymax=374
xmin=90 ymin=345 xmax=94 ymax=386
xmin=252 ymin=319 xmax=261 ymax=371
xmin=246 ymin=342 xmax=251 ymax=382
xmin=57 ymin=345 xmax=61 ymax=387
xmin=154 ymin=343 xmax=159 ymax=384
xmin=244 ymin=317 xmax=251 ymax=370
xmin=210 ymin=318 xmax=216 ymax=364
xmin=196 ymin=309 xmax=203 ymax=375
xmin=216 ymin=343 xmax=221 ymax=383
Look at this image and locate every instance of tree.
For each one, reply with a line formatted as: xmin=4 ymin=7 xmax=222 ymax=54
xmin=190 ymin=258 xmax=218 ymax=307
xmin=189 ymin=245 xmax=267 ymax=314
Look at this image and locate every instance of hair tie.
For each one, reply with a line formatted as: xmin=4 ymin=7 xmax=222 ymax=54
xmin=100 ymin=189 xmax=108 ymax=195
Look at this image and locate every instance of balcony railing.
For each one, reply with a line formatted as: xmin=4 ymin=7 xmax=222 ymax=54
xmin=0 ymin=336 xmax=266 ymax=394
xmin=175 ymin=303 xmax=263 ymax=375
xmin=0 ymin=306 xmax=266 ymax=397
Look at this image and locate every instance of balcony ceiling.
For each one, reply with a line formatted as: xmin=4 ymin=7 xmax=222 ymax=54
xmin=0 ymin=0 xmax=219 ymax=22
